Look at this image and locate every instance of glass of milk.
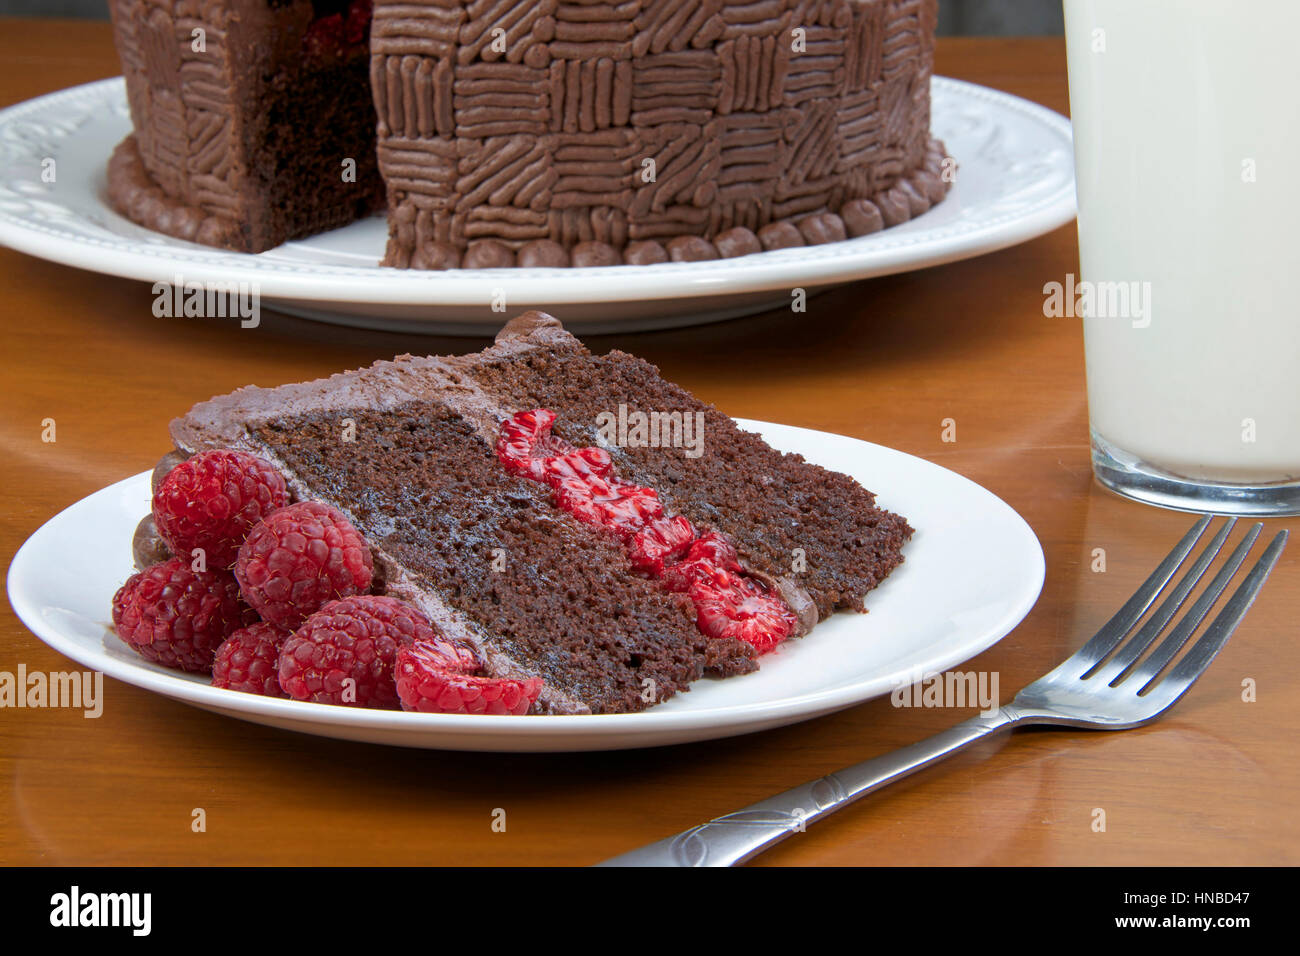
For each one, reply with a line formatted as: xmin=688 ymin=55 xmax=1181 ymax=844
xmin=1064 ymin=0 xmax=1300 ymax=514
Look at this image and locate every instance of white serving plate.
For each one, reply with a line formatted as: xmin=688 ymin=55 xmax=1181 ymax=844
xmin=0 ymin=76 xmax=1075 ymax=333
xmin=8 ymin=420 xmax=1044 ymax=752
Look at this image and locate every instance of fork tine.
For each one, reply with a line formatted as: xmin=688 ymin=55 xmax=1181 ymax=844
xmin=1089 ymin=517 xmax=1236 ymax=684
xmin=1065 ymin=515 xmax=1211 ymax=674
xmin=1140 ymin=529 xmax=1288 ymax=700
xmin=1125 ymin=522 xmax=1261 ymax=689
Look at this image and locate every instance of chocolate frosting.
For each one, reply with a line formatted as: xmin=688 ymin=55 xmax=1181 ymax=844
xmin=107 ymin=137 xmax=236 ymax=250
xmin=410 ymin=241 xmax=462 ymax=270
xmin=517 ymin=239 xmax=570 ymax=268
xmin=151 ymin=449 xmax=190 ymax=494
xmin=897 ymin=179 xmax=931 ymax=217
xmin=911 ymin=168 xmax=948 ymax=205
xmin=713 ymin=227 xmax=762 ymax=259
xmin=623 ymin=240 xmax=668 ymax=265
xmin=798 ymin=212 xmax=848 ymax=246
xmin=875 ymin=186 xmax=913 ymax=228
xmin=366 ymin=0 xmax=948 ymax=269
xmin=841 ymin=199 xmax=885 ymax=238
xmin=570 ymin=241 xmax=621 ymax=267
xmin=132 ymin=515 xmax=171 ymax=571
xmin=462 ymin=240 xmax=515 ymax=269
xmin=757 ymin=221 xmax=805 ymax=251
xmin=666 ymin=236 xmax=719 ymax=262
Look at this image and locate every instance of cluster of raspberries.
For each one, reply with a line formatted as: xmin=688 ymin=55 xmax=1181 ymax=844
xmin=111 ymin=448 xmax=542 ymax=715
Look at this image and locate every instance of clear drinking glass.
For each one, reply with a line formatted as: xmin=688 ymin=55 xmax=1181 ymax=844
xmin=1063 ymin=0 xmax=1300 ymax=514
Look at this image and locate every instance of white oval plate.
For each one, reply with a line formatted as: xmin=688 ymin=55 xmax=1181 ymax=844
xmin=0 ymin=76 xmax=1074 ymax=333
xmin=8 ymin=420 xmax=1044 ymax=752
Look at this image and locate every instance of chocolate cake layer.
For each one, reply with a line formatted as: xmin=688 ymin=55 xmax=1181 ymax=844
xmin=170 ymin=312 xmax=909 ymax=713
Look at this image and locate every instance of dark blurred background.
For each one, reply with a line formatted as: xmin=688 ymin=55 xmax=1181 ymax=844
xmin=0 ymin=0 xmax=1065 ymax=35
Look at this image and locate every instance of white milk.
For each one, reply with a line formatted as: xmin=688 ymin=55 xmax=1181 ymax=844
xmin=1064 ymin=0 xmax=1300 ymax=484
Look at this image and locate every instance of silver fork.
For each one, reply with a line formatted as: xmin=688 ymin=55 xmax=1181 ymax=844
xmin=597 ymin=516 xmax=1287 ymax=867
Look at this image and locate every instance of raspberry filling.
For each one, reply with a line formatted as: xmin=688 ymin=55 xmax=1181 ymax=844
xmin=497 ymin=409 xmax=798 ymax=654
xmin=302 ymin=0 xmax=373 ymax=60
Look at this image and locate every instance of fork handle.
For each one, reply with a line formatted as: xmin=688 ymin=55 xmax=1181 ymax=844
xmin=596 ymin=709 xmax=1018 ymax=867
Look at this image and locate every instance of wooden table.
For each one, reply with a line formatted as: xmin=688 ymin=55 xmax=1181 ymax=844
xmin=1 ymin=23 xmax=1295 ymax=867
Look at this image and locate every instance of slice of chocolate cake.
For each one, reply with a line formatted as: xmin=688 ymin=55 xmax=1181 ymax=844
xmin=169 ymin=313 xmax=911 ymax=713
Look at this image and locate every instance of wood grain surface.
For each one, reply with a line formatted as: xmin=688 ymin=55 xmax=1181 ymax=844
xmin=1 ymin=23 xmax=1295 ymax=866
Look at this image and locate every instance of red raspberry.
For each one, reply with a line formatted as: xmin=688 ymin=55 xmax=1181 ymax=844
xmin=303 ymin=13 xmax=345 ymax=59
xmin=151 ymin=449 xmax=288 ymax=569
xmin=211 ymin=622 xmax=291 ymax=697
xmin=629 ymin=515 xmax=697 ymax=576
xmin=689 ymin=570 xmax=798 ymax=655
xmin=344 ymin=0 xmax=373 ymax=46
xmin=401 ymin=634 xmax=480 ymax=674
xmin=660 ymin=531 xmax=743 ymax=592
xmin=498 ymin=409 xmax=615 ymax=489
xmin=278 ymin=595 xmax=430 ymax=707
xmin=111 ymin=558 xmax=257 ymax=673
xmin=235 ymin=501 xmax=373 ymax=629
xmin=542 ymin=446 xmax=614 ymax=485
xmin=683 ymin=531 xmax=742 ymax=570
xmin=552 ymin=475 xmax=663 ymax=536
xmin=498 ymin=409 xmax=569 ymax=481
xmin=395 ymin=639 xmax=543 ymax=716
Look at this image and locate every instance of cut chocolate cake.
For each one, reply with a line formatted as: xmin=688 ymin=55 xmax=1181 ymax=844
xmin=163 ymin=312 xmax=911 ymax=713
xmin=107 ymin=0 xmax=385 ymax=251
xmin=106 ymin=0 xmax=952 ymax=266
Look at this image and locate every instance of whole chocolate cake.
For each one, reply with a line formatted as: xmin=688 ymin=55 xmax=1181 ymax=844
xmin=106 ymin=0 xmax=951 ymax=267
xmin=159 ymin=312 xmax=912 ymax=713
